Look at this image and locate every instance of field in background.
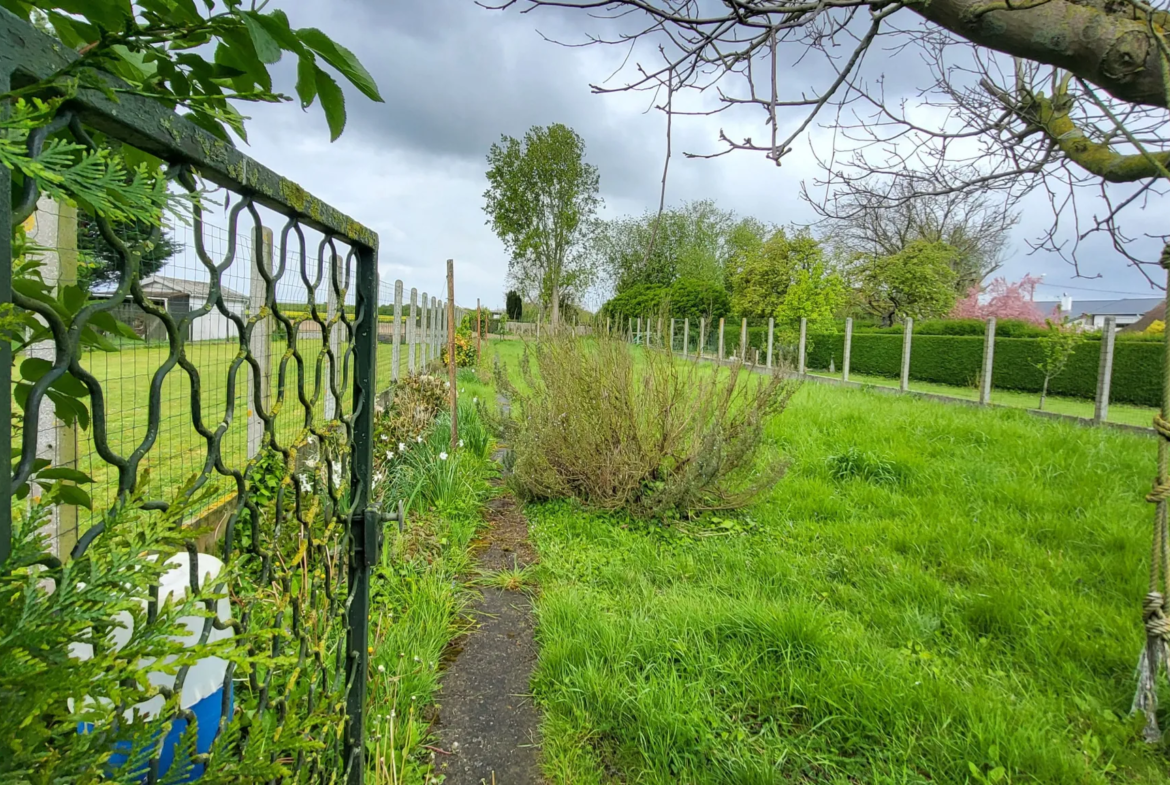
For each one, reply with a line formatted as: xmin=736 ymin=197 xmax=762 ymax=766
xmin=480 ymin=338 xmax=1168 ymax=784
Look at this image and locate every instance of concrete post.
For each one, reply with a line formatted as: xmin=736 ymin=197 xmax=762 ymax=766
xmin=637 ymin=316 xmax=643 ymax=345
xmin=392 ymin=280 xmax=403 ymax=382
xmin=325 ymin=255 xmax=342 ymax=420
xmin=247 ymin=226 xmax=274 ymax=458
xmin=698 ymin=317 xmax=706 ymax=360
xmin=798 ymin=317 xmax=808 ymax=374
xmin=408 ymin=288 xmax=418 ymax=374
xmin=657 ymin=317 xmax=663 ymax=348
xmin=683 ymin=318 xmax=690 ymax=357
xmin=767 ymin=317 xmax=774 ymax=369
xmin=1095 ymin=316 xmax=1117 ymax=423
xmin=843 ymin=317 xmax=853 ymax=382
xmin=669 ymin=319 xmax=676 ymax=354
xmin=718 ymin=318 xmax=725 ymax=361
xmin=900 ymin=317 xmax=914 ymax=392
xmin=26 ymin=197 xmax=79 ymax=557
xmin=419 ymin=291 xmax=428 ymax=369
xmin=979 ymin=317 xmax=996 ymax=405
xmin=606 ymin=316 xmax=611 ymax=335
xmin=740 ymin=318 xmax=748 ymax=361
xmin=435 ymin=297 xmax=442 ymax=358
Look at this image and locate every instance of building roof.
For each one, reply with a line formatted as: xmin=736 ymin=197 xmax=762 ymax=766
xmin=1123 ymin=302 xmax=1166 ymax=333
xmin=1039 ymin=297 xmax=1163 ymax=320
xmin=139 ymin=275 xmax=247 ymax=303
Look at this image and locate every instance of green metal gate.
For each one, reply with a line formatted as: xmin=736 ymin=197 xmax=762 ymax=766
xmin=2 ymin=9 xmax=383 ymax=783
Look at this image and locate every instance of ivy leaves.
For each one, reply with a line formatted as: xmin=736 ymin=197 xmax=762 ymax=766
xmin=1 ymin=1 xmax=384 ymax=142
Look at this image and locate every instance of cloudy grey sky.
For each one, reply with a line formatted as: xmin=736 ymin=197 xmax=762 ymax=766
xmin=236 ymin=0 xmax=1165 ymax=310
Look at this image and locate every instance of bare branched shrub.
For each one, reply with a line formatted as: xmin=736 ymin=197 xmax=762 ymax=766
xmin=505 ymin=334 xmax=796 ymax=518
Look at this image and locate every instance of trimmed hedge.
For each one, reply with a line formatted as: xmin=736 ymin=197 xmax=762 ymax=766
xmin=806 ymin=332 xmax=1164 ymax=407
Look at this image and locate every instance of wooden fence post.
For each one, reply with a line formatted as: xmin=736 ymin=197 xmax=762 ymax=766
xmin=980 ymin=317 xmax=996 ymax=405
xmin=798 ymin=317 xmax=807 ymax=374
xmin=248 ymin=226 xmax=273 ymax=458
xmin=1095 ymin=316 xmax=1117 ymax=423
xmin=767 ymin=317 xmax=774 ymax=369
xmin=900 ymin=317 xmax=914 ymax=392
xmin=447 ymin=261 xmax=458 ymax=450
xmin=740 ymin=318 xmax=748 ymax=361
xmin=843 ymin=317 xmax=853 ymax=382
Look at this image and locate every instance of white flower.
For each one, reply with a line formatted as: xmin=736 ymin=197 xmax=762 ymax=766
xmin=399 ymin=442 xmax=406 ymax=451
xmin=374 ymin=472 xmax=385 ymax=484
xmin=385 ymin=450 xmax=394 ymax=460
xmin=298 ymin=476 xmax=312 ymax=493
xmin=377 ymin=664 xmax=386 ymax=673
xmin=416 ymin=435 xmax=423 ymax=444
xmin=473 ymin=396 xmax=478 ymax=403
xmin=439 ymin=452 xmax=448 ymax=461
xmin=445 ymin=381 xmax=451 ymax=388
xmin=413 ymin=655 xmax=421 ymax=662
xmin=380 ymin=434 xmax=389 ymax=442
xmin=458 ymin=439 xmax=464 ymax=448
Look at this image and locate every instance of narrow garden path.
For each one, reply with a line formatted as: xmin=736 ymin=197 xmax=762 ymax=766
xmin=434 ymin=397 xmax=542 ymax=785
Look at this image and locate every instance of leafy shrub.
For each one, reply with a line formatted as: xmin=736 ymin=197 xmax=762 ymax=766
xmin=375 ymin=374 xmax=448 ymax=450
xmin=502 ymin=333 xmax=797 ymax=518
xmin=506 ymin=290 xmax=523 ymax=320
xmin=600 ymin=278 xmax=732 ymax=324
xmin=440 ymin=330 xmax=478 ymax=367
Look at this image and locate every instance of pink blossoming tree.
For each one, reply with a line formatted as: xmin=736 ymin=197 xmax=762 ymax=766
xmin=950 ymin=275 xmax=1055 ymax=325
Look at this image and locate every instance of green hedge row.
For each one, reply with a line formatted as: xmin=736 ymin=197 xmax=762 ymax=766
xmin=804 ymin=333 xmax=1163 ymax=407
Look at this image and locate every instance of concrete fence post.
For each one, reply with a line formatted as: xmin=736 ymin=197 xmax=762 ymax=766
xmin=683 ymin=318 xmax=690 ymax=357
xmin=698 ymin=317 xmax=706 ymax=360
xmin=657 ymin=317 xmax=663 ymax=348
xmin=767 ymin=317 xmax=775 ymax=369
xmin=798 ymin=317 xmax=808 ymax=374
xmin=325 ymin=255 xmax=341 ymax=420
xmin=392 ymin=280 xmax=403 ymax=382
xmin=1095 ymin=316 xmax=1117 ymax=423
xmin=740 ymin=318 xmax=748 ymax=361
xmin=26 ymin=197 xmax=79 ymax=557
xmin=900 ymin=317 xmax=914 ymax=392
xmin=718 ymin=318 xmax=726 ymax=361
xmin=842 ymin=317 xmax=853 ymax=382
xmin=419 ymin=291 xmax=429 ymax=368
xmin=980 ymin=317 xmax=996 ymax=405
xmin=636 ymin=316 xmax=642 ymax=345
xmin=247 ymin=226 xmax=274 ymax=458
xmin=408 ymin=288 xmax=418 ymax=374
xmin=669 ymin=318 xmax=676 ymax=354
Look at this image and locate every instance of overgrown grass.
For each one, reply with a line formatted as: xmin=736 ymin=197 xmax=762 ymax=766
xmin=364 ymin=383 xmax=497 ymax=784
xmin=477 ymin=339 xmax=1169 ymax=784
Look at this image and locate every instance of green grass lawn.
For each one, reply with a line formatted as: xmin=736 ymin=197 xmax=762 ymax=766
xmin=478 ymin=338 xmax=1170 ymax=784
xmin=805 ymin=368 xmax=1157 ymax=429
xmin=70 ymin=333 xmax=441 ymax=526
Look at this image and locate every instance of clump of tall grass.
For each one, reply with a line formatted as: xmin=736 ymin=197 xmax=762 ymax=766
xmin=501 ymin=333 xmax=797 ymax=519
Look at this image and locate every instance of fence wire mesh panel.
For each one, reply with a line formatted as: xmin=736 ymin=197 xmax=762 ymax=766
xmin=2 ymin=12 xmax=389 ymax=784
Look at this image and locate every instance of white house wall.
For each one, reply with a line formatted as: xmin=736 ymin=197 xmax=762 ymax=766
xmin=189 ymin=298 xmax=247 ymax=341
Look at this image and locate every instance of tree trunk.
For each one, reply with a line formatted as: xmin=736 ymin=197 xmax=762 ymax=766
xmin=1039 ymin=376 xmax=1049 ymax=410
xmin=550 ymin=281 xmax=561 ymax=330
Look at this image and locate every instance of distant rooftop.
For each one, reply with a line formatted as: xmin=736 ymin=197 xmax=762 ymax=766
xmin=1037 ymin=297 xmax=1163 ymax=320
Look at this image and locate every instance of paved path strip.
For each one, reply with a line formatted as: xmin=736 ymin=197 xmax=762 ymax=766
xmin=434 ymin=402 xmax=542 ymax=785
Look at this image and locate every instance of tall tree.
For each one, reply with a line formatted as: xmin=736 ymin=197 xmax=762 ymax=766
xmin=822 ymin=181 xmax=1019 ymax=293
xmin=483 ymin=124 xmax=601 ymax=327
xmin=731 ymin=228 xmax=832 ymax=318
xmin=76 ymin=213 xmax=177 ymax=291
xmin=857 ymin=240 xmax=960 ymax=326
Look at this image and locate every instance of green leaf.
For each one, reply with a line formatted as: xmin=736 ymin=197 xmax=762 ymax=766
xmin=0 ymin=1 xmax=33 ymax=21
xmin=19 ymin=357 xmax=51 ymax=383
xmin=61 ymin=284 xmax=88 ymax=316
xmin=314 ymin=68 xmax=347 ymax=142
xmin=184 ymin=110 xmax=232 ymax=143
xmin=54 ymin=484 xmax=94 ymax=510
xmin=296 ymin=53 xmax=318 ymax=109
xmin=37 ymin=467 xmax=93 ymax=484
xmin=47 ymin=11 xmax=97 ymax=48
xmin=297 ymin=27 xmax=383 ymax=103
xmin=240 ymin=12 xmax=282 ymax=65
xmin=46 ymin=389 xmax=90 ymax=430
xmin=54 ymin=0 xmax=132 ymax=30
xmin=253 ymin=10 xmax=304 ymax=54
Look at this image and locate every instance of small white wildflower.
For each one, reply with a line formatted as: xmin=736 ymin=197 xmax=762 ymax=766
xmin=413 ymin=655 xmax=421 ymax=662
xmin=445 ymin=381 xmax=450 ymax=388
xmin=298 ymin=476 xmax=311 ymax=493
xmin=473 ymin=396 xmax=478 ymax=403
xmin=416 ymin=435 xmax=423 ymax=444
xmin=439 ymin=452 xmax=448 ymax=461
xmin=380 ymin=434 xmax=389 ymax=442
xmin=451 ymin=741 xmax=459 ymax=750
xmin=374 ymin=472 xmax=385 ymax=485
xmin=458 ymin=439 xmax=464 ymax=448
xmin=377 ymin=664 xmax=386 ymax=673
xmin=399 ymin=442 xmax=406 ymax=451
xmin=385 ymin=450 xmax=393 ymax=460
